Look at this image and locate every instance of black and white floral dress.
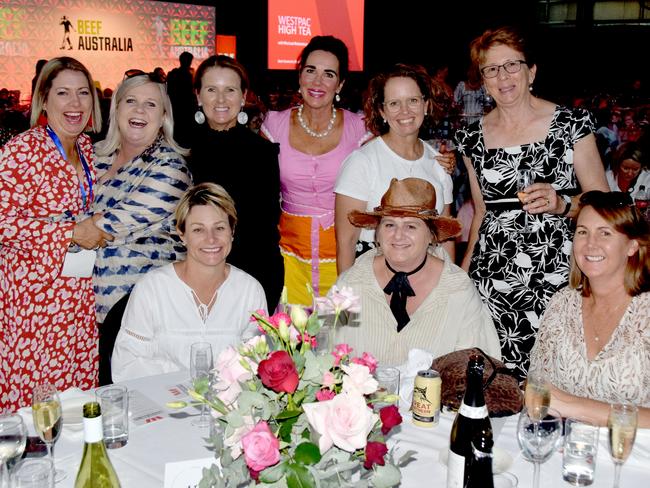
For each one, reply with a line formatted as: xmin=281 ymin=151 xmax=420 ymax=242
xmin=455 ymin=106 xmax=595 ymax=381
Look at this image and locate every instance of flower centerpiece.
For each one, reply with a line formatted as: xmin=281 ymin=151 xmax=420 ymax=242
xmin=187 ymin=288 xmax=413 ymax=488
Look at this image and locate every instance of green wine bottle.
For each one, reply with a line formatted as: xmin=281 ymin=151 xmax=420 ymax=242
xmin=74 ymin=402 xmax=121 ymax=488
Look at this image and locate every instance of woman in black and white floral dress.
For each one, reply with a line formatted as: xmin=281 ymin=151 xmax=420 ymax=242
xmin=456 ymin=27 xmax=609 ymax=381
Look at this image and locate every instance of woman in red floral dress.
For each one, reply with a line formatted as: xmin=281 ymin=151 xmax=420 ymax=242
xmin=0 ymin=57 xmax=112 ymax=412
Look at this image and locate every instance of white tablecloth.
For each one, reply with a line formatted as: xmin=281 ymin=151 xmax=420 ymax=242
xmin=32 ymin=371 xmax=649 ymax=487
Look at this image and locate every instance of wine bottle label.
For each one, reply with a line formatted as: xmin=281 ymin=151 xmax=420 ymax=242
xmin=83 ymin=416 xmax=103 ymax=443
xmin=446 ymin=449 xmax=466 ymax=488
xmin=459 ymin=403 xmax=488 ymax=420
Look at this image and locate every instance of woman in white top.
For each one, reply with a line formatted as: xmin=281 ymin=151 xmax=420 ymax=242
xmin=335 ymin=64 xmax=455 ymax=274
xmin=111 ymin=183 xmax=266 ymax=381
xmin=334 ymin=178 xmax=501 ymax=366
xmin=605 ymin=141 xmax=650 ymax=195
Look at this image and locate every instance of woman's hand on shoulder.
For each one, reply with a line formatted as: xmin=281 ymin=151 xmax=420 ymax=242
xmin=72 ymin=215 xmax=114 ymax=249
xmin=435 ymin=149 xmax=456 ymax=175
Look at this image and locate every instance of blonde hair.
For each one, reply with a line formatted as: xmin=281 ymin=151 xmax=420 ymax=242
xmin=30 ymin=56 xmax=101 ymax=133
xmin=175 ymin=183 xmax=238 ymax=234
xmin=569 ymin=191 xmax=650 ymax=296
xmin=95 ymin=74 xmax=188 ymax=157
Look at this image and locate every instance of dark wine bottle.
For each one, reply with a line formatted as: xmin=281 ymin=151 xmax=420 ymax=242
xmin=446 ymin=354 xmax=492 ymax=488
xmin=74 ymin=402 xmax=121 ymax=488
xmin=464 ymin=429 xmax=494 ymax=488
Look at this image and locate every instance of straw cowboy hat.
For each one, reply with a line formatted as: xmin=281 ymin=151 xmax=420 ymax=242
xmin=347 ymin=177 xmax=462 ymax=241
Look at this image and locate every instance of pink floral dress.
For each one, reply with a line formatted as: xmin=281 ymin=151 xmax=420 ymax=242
xmin=1 ymin=126 xmax=98 ymax=413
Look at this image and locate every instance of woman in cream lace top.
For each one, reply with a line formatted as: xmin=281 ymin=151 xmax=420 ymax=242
xmin=529 ymin=191 xmax=650 ymax=427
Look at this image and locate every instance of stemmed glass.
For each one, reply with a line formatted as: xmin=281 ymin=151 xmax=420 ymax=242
xmin=517 ymin=407 xmax=562 ymax=488
xmin=517 ymin=168 xmax=534 ymax=233
xmin=31 ymin=383 xmax=65 ymax=482
xmin=0 ymin=414 xmax=27 ymax=488
xmin=190 ymin=342 xmax=214 ymax=428
xmin=524 ymin=372 xmax=551 ymax=421
xmin=608 ymin=403 xmax=638 ymax=488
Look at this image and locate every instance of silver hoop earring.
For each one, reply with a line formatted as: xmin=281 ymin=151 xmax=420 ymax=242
xmin=335 ymin=93 xmax=341 ymax=103
xmin=237 ymin=110 xmax=248 ymax=125
xmin=194 ymin=108 xmax=205 ymax=125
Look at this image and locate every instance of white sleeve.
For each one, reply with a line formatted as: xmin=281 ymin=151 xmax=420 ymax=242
xmin=241 ymin=280 xmax=267 ymax=342
xmin=452 ymin=284 xmax=502 ymax=360
xmin=434 ymin=161 xmax=454 ymax=205
xmin=110 ymin=277 xmax=170 ymax=382
xmin=334 ymin=148 xmax=373 ymax=201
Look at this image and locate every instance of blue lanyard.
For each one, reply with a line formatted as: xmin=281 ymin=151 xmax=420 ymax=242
xmin=46 ymin=126 xmax=94 ymax=209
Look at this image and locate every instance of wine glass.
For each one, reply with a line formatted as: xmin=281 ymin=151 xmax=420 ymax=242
xmin=517 ymin=407 xmax=562 ymax=488
xmin=524 ymin=373 xmax=551 ymax=421
xmin=516 ymin=169 xmax=534 ymax=233
xmin=31 ymin=383 xmax=65 ymax=482
xmin=608 ymin=403 xmax=638 ymax=488
xmin=0 ymin=414 xmax=27 ymax=488
xmin=190 ymin=342 xmax=214 ymax=428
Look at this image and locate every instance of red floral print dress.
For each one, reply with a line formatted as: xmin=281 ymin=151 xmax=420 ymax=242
xmin=1 ymin=126 xmax=98 ymax=413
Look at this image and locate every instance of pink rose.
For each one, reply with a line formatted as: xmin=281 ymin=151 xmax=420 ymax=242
xmin=241 ymin=421 xmax=281 ymax=472
xmin=212 ymin=346 xmax=255 ymax=406
xmin=223 ymin=415 xmax=255 ymax=459
xmin=315 ymin=389 xmax=336 ymax=402
xmin=258 ymin=351 xmax=299 ymax=393
xmin=303 ymin=391 xmax=378 ymax=453
xmin=342 ymin=363 xmax=378 ymax=396
xmin=315 ymin=286 xmax=361 ymax=315
xmin=351 ymin=352 xmax=378 ymax=374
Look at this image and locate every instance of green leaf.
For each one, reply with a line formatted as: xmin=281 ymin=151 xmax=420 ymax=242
xmin=279 ymin=415 xmax=299 ymax=442
xmin=193 ymin=377 xmax=210 ymax=395
xmin=305 ymin=313 xmax=322 ymax=335
xmin=369 ymin=463 xmax=401 ymax=488
xmin=286 ymin=463 xmax=316 ymax=488
xmin=292 ymin=351 xmax=306 ymax=371
xmin=259 ymin=461 xmax=287 ymax=483
xmin=294 ymin=442 xmax=321 ymax=465
xmin=276 ymin=408 xmax=302 ymax=420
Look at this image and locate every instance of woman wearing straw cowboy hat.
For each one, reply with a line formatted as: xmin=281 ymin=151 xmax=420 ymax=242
xmin=334 ymin=178 xmax=501 ymax=365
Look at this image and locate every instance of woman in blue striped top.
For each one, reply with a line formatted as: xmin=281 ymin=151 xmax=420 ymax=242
xmin=92 ymin=72 xmax=192 ymax=323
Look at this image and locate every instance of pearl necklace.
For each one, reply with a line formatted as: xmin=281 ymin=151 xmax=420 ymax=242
xmin=297 ymin=104 xmax=337 ymax=138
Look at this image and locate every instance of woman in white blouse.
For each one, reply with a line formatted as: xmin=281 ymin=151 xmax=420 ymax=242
xmin=111 ymin=183 xmax=266 ymax=381
xmin=530 ymin=191 xmax=650 ymax=427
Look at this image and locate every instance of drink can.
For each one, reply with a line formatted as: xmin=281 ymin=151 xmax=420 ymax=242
xmin=411 ymin=369 xmax=441 ymax=427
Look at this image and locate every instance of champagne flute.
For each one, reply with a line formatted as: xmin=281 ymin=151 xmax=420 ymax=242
xmin=524 ymin=373 xmax=551 ymax=421
xmin=190 ymin=342 xmax=214 ymax=428
xmin=517 ymin=407 xmax=562 ymax=488
xmin=0 ymin=414 xmax=27 ymax=488
xmin=517 ymin=168 xmax=534 ymax=233
xmin=32 ymin=383 xmax=65 ymax=482
xmin=608 ymin=403 xmax=638 ymax=488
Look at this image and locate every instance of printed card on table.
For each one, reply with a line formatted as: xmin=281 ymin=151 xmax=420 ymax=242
xmin=129 ymin=390 xmax=166 ymax=426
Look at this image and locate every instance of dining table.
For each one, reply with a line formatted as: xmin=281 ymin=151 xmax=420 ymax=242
xmin=18 ymin=370 xmax=650 ymax=488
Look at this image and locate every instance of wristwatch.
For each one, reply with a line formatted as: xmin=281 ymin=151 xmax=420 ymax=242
xmin=559 ymin=195 xmax=572 ymax=217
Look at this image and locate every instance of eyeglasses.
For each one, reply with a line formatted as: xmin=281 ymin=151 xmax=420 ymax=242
xmin=123 ymin=69 xmax=164 ymax=84
xmin=382 ymin=96 xmax=425 ymax=114
xmin=579 ymin=190 xmax=634 ymax=208
xmin=480 ymin=60 xmax=527 ymax=79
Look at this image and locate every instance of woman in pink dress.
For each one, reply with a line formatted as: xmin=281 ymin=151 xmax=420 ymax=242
xmin=261 ymin=36 xmax=368 ymax=305
xmin=0 ymin=57 xmax=109 ymax=412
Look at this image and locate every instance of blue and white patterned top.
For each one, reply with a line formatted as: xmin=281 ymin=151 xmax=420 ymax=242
xmin=92 ymin=136 xmax=192 ymax=323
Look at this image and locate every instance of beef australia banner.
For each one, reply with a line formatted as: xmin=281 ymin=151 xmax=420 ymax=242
xmin=0 ymin=0 xmax=215 ymax=100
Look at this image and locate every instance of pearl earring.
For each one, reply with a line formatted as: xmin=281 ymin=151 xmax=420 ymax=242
xmin=335 ymin=93 xmax=341 ymax=103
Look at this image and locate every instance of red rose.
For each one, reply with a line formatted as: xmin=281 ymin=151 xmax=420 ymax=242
xmin=258 ymin=350 xmax=299 ymax=393
xmin=364 ymin=441 xmax=388 ymax=469
xmin=379 ymin=404 xmax=402 ymax=435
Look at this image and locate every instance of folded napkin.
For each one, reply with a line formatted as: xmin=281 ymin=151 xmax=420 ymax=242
xmin=395 ymin=348 xmax=435 ymax=411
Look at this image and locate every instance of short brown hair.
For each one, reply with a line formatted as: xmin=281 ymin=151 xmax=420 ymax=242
xmin=194 ymin=55 xmax=250 ymax=93
xmin=363 ymin=64 xmax=444 ymax=136
xmin=469 ymin=26 xmax=534 ymax=73
xmin=175 ymin=183 xmax=238 ymax=234
xmin=31 ymin=56 xmax=101 ymax=132
xmin=569 ymin=191 xmax=650 ymax=296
